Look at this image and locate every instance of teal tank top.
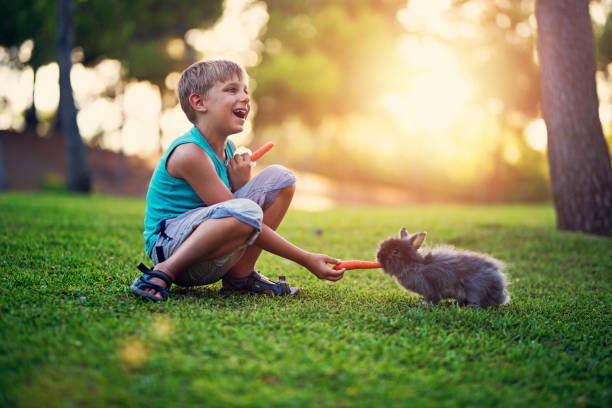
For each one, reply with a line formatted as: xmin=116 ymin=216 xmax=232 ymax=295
xmin=143 ymin=126 xmax=236 ymax=255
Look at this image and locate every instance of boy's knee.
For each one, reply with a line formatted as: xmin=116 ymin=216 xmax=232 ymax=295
xmin=260 ymin=164 xmax=296 ymax=186
xmin=282 ymin=181 xmax=296 ymax=194
xmin=220 ymin=198 xmax=263 ymax=230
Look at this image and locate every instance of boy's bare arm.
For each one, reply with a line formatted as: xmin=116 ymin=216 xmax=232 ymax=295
xmin=254 ymin=224 xmax=345 ymax=281
xmin=167 ymin=143 xmax=344 ymax=280
xmin=167 ymin=143 xmax=234 ymax=205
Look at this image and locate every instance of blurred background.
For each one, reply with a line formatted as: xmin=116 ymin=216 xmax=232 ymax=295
xmin=1 ymin=0 xmax=612 ymax=206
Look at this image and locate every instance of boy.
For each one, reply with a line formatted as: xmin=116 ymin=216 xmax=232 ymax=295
xmin=131 ymin=60 xmax=345 ymax=301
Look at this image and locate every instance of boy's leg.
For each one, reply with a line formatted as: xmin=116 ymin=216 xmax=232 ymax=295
xmin=143 ymin=199 xmax=263 ymax=300
xmin=142 ymin=217 xmax=254 ymax=300
xmin=156 ymin=217 xmax=255 ymax=277
xmin=227 ymin=166 xmax=297 ymax=279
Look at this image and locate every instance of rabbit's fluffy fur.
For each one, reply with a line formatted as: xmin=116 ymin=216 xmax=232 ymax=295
xmin=376 ymin=228 xmax=509 ymax=308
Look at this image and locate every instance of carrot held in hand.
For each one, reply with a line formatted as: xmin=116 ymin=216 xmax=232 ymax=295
xmin=251 ymin=142 xmax=274 ymax=162
xmin=333 ymin=260 xmax=382 ymax=270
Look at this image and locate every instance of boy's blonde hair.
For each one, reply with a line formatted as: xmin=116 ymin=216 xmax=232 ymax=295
xmin=178 ymin=60 xmax=246 ymax=124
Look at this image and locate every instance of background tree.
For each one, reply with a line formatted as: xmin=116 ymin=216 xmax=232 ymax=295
xmin=536 ymin=0 xmax=612 ymax=236
xmin=0 ymin=141 xmax=8 ymax=190
xmin=254 ymin=0 xmax=407 ymax=127
xmin=0 ymin=0 xmax=55 ymax=130
xmin=58 ymin=0 xmax=91 ymax=191
xmin=254 ymin=0 xmax=547 ymax=200
xmin=1 ymin=0 xmax=223 ymax=192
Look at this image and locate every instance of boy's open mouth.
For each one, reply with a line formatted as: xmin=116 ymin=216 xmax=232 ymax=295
xmin=233 ymin=108 xmax=248 ymax=119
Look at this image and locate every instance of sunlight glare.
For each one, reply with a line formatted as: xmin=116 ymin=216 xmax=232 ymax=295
xmin=590 ymin=0 xmax=612 ymax=26
xmin=524 ymin=118 xmax=547 ymax=151
xmin=123 ymin=82 xmax=161 ymax=118
xmin=185 ymin=0 xmax=268 ymax=68
xmin=496 ymin=13 xmax=512 ymax=29
xmin=380 ymin=70 xmax=473 ymax=131
xmin=596 ymin=64 xmax=612 ymax=131
xmin=77 ymin=98 xmax=122 ymax=140
xmin=34 ymin=63 xmax=60 ymax=114
xmin=152 ymin=315 xmax=173 ymax=339
xmin=72 ymin=63 xmax=110 ymax=106
xmin=18 ymin=39 xmax=34 ymax=63
xmin=397 ymin=0 xmax=453 ymax=37
xmin=120 ymin=339 xmax=147 ymax=369
xmin=389 ymin=35 xmax=474 ymax=130
xmin=0 ymin=112 xmax=11 ymax=129
xmin=0 ymin=65 xmax=33 ymax=113
xmin=461 ymin=1 xmax=484 ymax=21
xmin=166 ymin=38 xmax=186 ymax=60
xmin=398 ymin=37 xmax=455 ymax=69
xmin=121 ymin=82 xmax=161 ymax=156
xmin=503 ymin=144 xmax=521 ymax=164
xmin=160 ymin=104 xmax=192 ymax=150
xmin=94 ymin=59 xmax=122 ymax=87
xmin=164 ymin=72 xmax=181 ymax=90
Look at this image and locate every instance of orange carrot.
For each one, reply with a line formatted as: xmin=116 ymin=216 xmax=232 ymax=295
xmin=250 ymin=142 xmax=274 ymax=161
xmin=333 ymin=260 xmax=382 ymax=270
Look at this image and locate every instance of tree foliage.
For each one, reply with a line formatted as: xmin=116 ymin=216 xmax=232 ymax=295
xmin=253 ymin=0 xmax=541 ymax=130
xmin=451 ymin=0 xmax=540 ymax=127
xmin=0 ymin=0 xmax=223 ymax=84
xmin=254 ymin=0 xmax=406 ymax=126
xmin=0 ymin=0 xmax=223 ymax=193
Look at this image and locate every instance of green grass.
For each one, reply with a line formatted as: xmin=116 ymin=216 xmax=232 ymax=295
xmin=0 ymin=192 xmax=610 ymax=408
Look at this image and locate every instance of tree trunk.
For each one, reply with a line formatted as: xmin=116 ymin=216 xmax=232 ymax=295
xmin=0 ymin=140 xmax=9 ymax=191
xmin=24 ymin=82 xmax=38 ymax=132
xmin=536 ymin=0 xmax=612 ymax=236
xmin=57 ymin=0 xmax=91 ymax=192
xmin=24 ymin=103 xmax=38 ymax=131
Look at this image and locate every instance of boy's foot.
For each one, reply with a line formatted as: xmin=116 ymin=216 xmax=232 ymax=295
xmin=131 ymin=263 xmax=173 ymax=302
xmin=222 ymin=271 xmax=299 ymax=296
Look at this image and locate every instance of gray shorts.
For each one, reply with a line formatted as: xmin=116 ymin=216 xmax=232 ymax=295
xmin=149 ymin=165 xmax=296 ymax=287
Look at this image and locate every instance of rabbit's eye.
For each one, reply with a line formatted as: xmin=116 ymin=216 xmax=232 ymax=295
xmin=392 ymin=249 xmax=400 ymax=256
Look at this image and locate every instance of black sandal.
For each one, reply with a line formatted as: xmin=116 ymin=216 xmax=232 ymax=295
xmin=131 ymin=263 xmax=173 ymax=302
xmin=222 ymin=271 xmax=300 ymax=296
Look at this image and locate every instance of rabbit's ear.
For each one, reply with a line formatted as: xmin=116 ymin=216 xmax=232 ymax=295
xmin=399 ymin=227 xmax=409 ymax=239
xmin=409 ymin=232 xmax=427 ymax=249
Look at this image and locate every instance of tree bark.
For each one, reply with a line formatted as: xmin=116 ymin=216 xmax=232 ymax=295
xmin=0 ymin=140 xmax=9 ymax=191
xmin=536 ymin=0 xmax=612 ymax=236
xmin=57 ymin=0 xmax=91 ymax=192
xmin=24 ymin=101 xmax=38 ymax=131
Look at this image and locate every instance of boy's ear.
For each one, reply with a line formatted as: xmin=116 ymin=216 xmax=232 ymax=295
xmin=189 ymin=93 xmax=207 ymax=114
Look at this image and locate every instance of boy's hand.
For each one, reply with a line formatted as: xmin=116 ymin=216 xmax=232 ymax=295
xmin=228 ymin=152 xmax=252 ymax=191
xmin=305 ymin=253 xmax=345 ymax=281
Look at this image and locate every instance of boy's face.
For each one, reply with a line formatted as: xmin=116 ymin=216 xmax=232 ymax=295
xmin=202 ymin=75 xmax=250 ymax=135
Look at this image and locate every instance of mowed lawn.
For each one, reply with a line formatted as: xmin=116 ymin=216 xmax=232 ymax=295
xmin=0 ymin=192 xmax=610 ymax=408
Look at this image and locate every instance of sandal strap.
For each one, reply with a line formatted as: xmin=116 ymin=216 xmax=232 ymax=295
xmin=223 ymin=271 xmax=295 ymax=296
xmin=135 ymin=277 xmax=168 ymax=296
xmin=137 ymin=263 xmax=173 ymax=287
xmin=278 ymin=276 xmax=290 ymax=295
xmin=223 ymin=273 xmax=250 ymax=290
xmin=132 ymin=274 xmax=170 ymax=302
xmin=224 ymin=271 xmax=263 ymax=290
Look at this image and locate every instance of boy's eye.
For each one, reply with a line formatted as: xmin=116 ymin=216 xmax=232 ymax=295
xmin=225 ymin=86 xmax=248 ymax=95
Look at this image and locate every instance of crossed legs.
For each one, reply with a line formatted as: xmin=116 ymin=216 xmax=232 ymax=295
xmin=142 ymin=183 xmax=295 ymax=300
xmin=225 ymin=182 xmax=295 ymax=279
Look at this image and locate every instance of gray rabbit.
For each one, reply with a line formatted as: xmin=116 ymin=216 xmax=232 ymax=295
xmin=376 ymin=228 xmax=509 ymax=308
